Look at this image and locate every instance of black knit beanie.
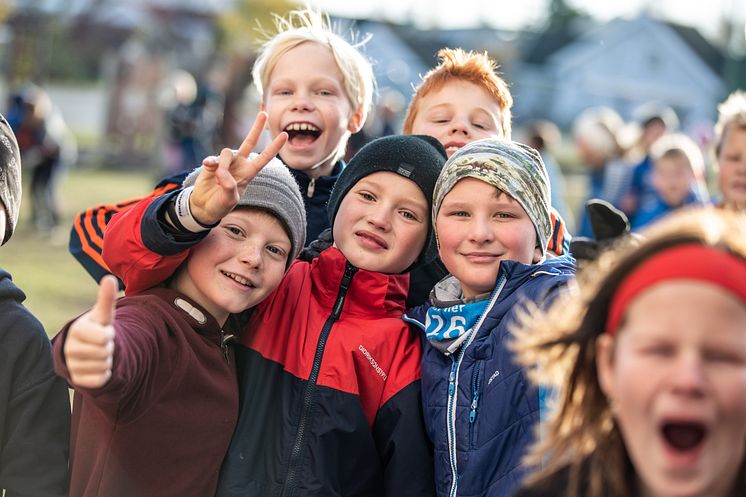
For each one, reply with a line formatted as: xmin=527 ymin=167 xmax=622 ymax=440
xmin=327 ymin=134 xmax=447 ymax=273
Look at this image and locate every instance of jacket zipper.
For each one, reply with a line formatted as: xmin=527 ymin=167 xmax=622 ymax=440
xmin=446 ymin=275 xmax=506 ymax=497
xmin=306 ymin=177 xmax=316 ymax=198
xmin=280 ymin=262 xmax=358 ymax=497
xmin=468 ymin=363 xmax=482 ymax=447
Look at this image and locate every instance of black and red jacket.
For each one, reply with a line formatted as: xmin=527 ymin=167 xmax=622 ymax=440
xmin=101 ymin=198 xmax=435 ymax=497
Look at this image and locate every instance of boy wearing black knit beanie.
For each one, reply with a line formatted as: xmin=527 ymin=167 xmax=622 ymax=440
xmin=68 ymin=131 xmax=447 ymax=496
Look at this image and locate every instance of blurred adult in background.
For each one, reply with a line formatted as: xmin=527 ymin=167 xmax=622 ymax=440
xmin=9 ymin=84 xmax=77 ymax=234
xmin=0 ymin=112 xmax=70 ymax=496
xmin=572 ymin=106 xmax=631 ymax=238
xmin=524 ymin=119 xmax=573 ymax=230
xmin=161 ymin=70 xmax=223 ymax=175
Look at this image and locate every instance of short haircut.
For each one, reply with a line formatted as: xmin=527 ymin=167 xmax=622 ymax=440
xmin=650 ymin=133 xmax=704 ymax=178
xmin=714 ymin=90 xmax=746 ymax=157
xmin=402 ymin=48 xmax=513 ymax=139
xmin=251 ymin=8 xmax=375 ymax=126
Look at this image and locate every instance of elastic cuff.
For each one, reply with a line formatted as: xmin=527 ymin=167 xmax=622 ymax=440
xmin=172 ymin=186 xmax=219 ymax=232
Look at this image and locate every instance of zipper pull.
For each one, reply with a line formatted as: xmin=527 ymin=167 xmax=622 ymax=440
xmin=221 ymin=332 xmax=235 ymax=363
xmin=448 ymin=363 xmax=457 ymax=396
xmin=306 ymin=178 xmax=316 ymax=198
xmin=469 ymin=393 xmax=479 ymax=423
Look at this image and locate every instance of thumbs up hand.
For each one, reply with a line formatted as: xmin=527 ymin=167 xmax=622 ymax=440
xmin=64 ymin=275 xmax=118 ymax=389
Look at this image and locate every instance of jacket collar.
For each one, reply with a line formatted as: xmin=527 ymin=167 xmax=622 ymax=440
xmin=310 ymin=247 xmax=408 ymax=317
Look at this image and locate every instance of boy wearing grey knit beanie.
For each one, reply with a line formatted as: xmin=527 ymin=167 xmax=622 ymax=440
xmin=53 ymin=122 xmax=306 ymax=497
xmin=404 ymin=138 xmax=576 ymax=497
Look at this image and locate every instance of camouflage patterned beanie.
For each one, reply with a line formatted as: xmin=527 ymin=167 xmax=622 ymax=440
xmin=432 ymin=138 xmax=552 ymax=257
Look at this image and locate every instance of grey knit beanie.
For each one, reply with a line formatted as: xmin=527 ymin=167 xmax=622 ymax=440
xmin=183 ymin=155 xmax=306 ymax=265
xmin=0 ymin=114 xmax=21 ymax=245
xmin=432 ymin=138 xmax=552 ymax=257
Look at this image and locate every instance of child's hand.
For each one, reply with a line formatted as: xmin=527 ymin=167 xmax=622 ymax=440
xmin=64 ymin=275 xmax=118 ymax=389
xmin=190 ymin=111 xmax=289 ymax=226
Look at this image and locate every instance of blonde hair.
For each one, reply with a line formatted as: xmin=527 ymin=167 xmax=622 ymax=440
xmin=714 ymin=90 xmax=746 ymax=158
xmin=402 ymin=48 xmax=513 ymax=139
xmin=511 ymin=206 xmax=746 ymax=497
xmin=251 ymin=8 xmax=375 ymax=127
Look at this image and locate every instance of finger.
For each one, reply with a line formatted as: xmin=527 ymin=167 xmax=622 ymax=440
xmin=65 ymin=336 xmax=115 ymax=360
xmin=70 ymin=371 xmax=112 ymax=389
xmin=66 ymin=357 xmax=113 ymax=375
xmin=91 ymin=275 xmax=118 ymax=326
xmin=250 ymin=131 xmax=288 ymax=172
xmin=235 ymin=111 xmax=269 ymax=159
xmin=202 ymin=155 xmax=219 ymax=169
xmin=215 ymin=148 xmax=238 ymax=188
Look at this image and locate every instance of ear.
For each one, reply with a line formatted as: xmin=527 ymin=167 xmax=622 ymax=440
xmin=532 ymin=245 xmax=543 ymax=263
xmin=595 ymin=333 xmax=616 ymax=400
xmin=347 ymin=106 xmax=364 ymax=133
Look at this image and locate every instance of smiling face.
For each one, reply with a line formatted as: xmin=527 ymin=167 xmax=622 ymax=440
xmin=263 ymin=41 xmax=362 ymax=178
xmin=717 ymin=125 xmax=746 ymax=209
xmin=435 ymin=177 xmax=540 ymax=298
xmin=170 ymin=208 xmax=291 ymax=325
xmin=332 ymin=171 xmax=428 ymax=274
xmin=409 ymin=80 xmax=504 ymax=157
xmin=597 ymin=281 xmax=746 ymax=497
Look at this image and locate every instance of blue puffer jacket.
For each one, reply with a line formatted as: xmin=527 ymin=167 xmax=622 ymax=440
xmin=404 ymin=255 xmax=575 ymax=497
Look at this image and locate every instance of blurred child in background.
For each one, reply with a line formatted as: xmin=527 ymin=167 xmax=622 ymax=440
xmin=713 ymin=90 xmax=746 ymax=210
xmin=631 ymin=133 xmax=709 ymax=229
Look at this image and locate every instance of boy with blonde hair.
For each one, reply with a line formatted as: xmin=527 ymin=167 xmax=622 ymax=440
xmin=713 ymin=90 xmax=746 ymax=210
xmin=69 ymin=8 xmax=374 ymax=285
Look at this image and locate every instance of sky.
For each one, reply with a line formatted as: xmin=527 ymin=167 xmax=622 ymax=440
xmin=308 ymin=0 xmax=746 ymax=43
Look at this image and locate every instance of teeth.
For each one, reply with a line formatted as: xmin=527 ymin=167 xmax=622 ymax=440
xmin=223 ymin=271 xmax=253 ymax=287
xmin=446 ymin=146 xmax=460 ymax=152
xmin=285 ymin=122 xmax=319 ymax=132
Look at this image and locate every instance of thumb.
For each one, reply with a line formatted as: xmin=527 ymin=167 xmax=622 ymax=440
xmin=91 ymin=274 xmax=118 ymax=326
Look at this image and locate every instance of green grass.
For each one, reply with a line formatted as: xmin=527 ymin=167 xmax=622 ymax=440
xmin=2 ymin=167 xmax=155 ymax=337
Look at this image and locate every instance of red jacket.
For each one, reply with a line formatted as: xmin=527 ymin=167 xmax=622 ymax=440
xmin=102 ymin=201 xmax=435 ymax=496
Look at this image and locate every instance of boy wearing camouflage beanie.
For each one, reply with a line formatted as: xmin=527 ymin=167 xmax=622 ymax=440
xmin=404 ymin=138 xmax=576 ymax=497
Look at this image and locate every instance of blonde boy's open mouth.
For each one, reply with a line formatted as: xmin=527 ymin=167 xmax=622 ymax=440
xmin=284 ymin=122 xmax=321 ymax=148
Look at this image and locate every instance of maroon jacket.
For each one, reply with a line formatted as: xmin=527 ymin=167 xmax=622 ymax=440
xmin=53 ymin=288 xmax=238 ymax=497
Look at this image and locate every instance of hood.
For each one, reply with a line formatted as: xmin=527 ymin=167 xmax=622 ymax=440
xmin=0 ymin=268 xmax=26 ymax=304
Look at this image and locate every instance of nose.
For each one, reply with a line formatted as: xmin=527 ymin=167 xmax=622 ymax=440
xmin=669 ymin=352 xmax=707 ymax=398
xmin=449 ymin=116 xmax=471 ymax=137
xmin=239 ymin=243 xmax=263 ymax=269
xmin=366 ymin=205 xmax=392 ymax=232
xmin=468 ymin=216 xmax=494 ymax=244
xmin=290 ymin=91 xmax=314 ymax=112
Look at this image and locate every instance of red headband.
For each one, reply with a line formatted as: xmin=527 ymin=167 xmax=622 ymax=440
xmin=606 ymin=244 xmax=746 ymax=335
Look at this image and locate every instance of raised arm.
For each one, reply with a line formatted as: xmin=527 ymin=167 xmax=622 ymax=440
xmin=101 ymin=112 xmax=288 ymax=294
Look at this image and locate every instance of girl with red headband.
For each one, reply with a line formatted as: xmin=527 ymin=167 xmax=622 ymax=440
xmin=510 ymin=206 xmax=746 ymax=497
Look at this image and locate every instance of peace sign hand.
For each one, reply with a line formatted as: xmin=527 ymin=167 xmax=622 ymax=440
xmin=190 ymin=111 xmax=288 ymax=226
